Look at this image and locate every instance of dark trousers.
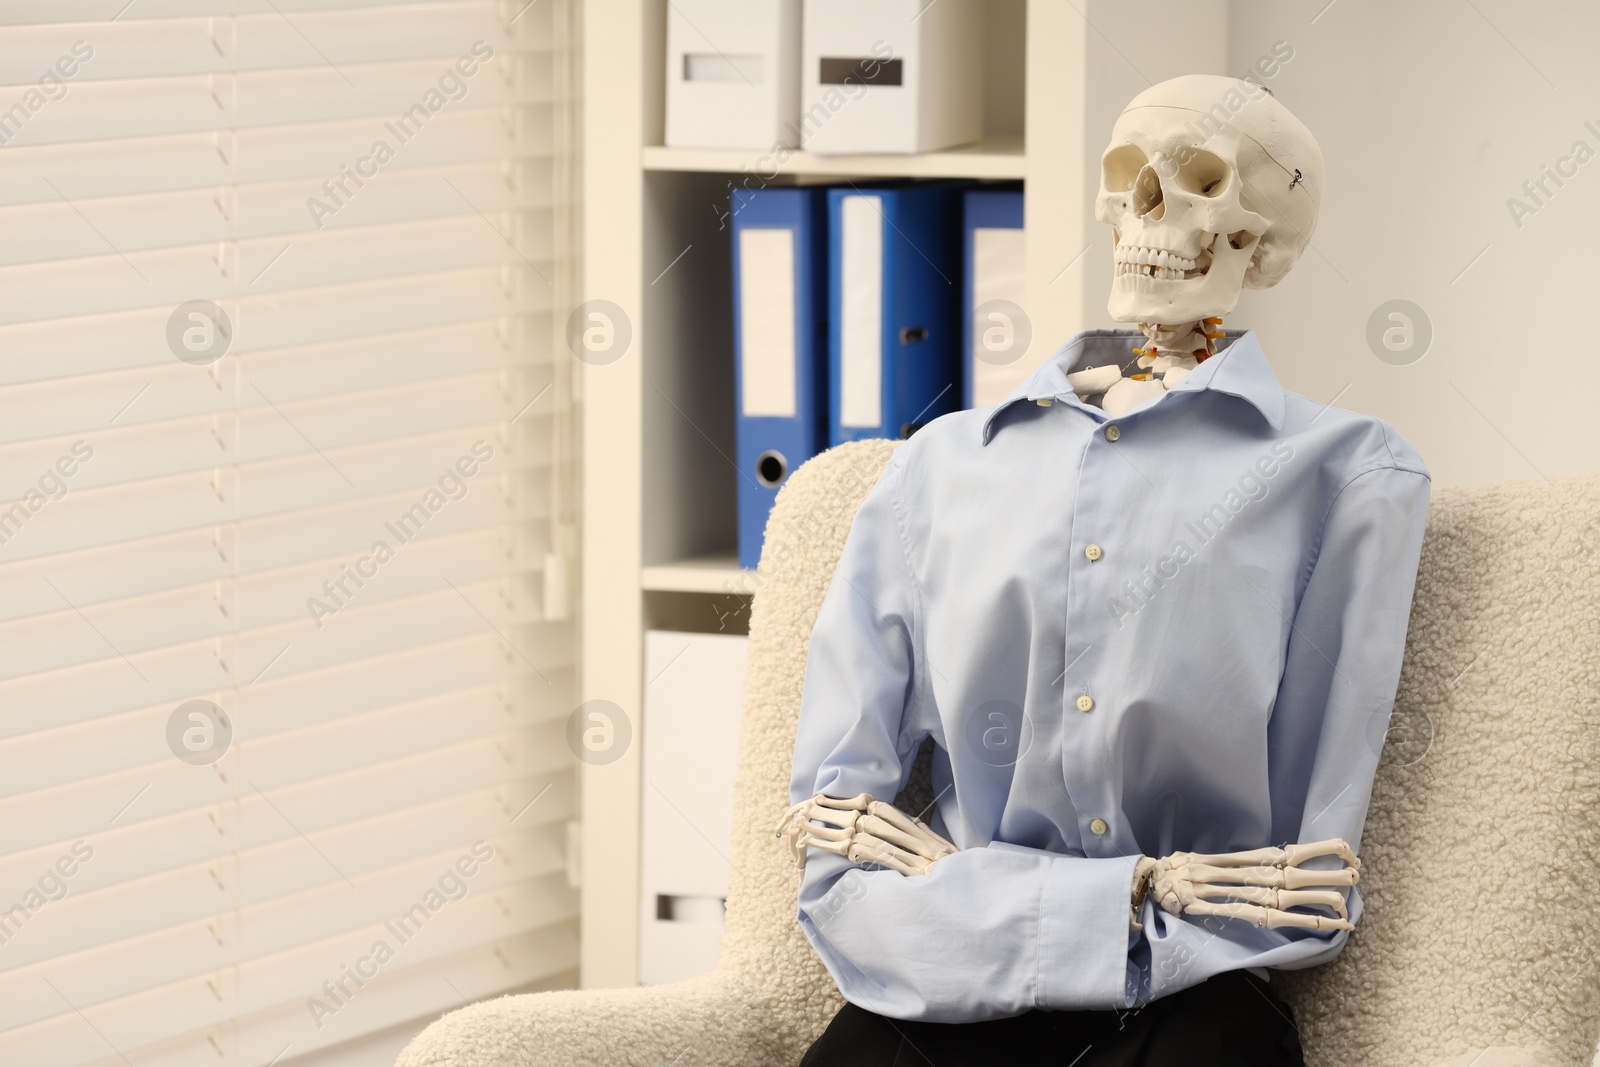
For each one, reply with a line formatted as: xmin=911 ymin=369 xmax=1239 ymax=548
xmin=799 ymin=970 xmax=1305 ymax=1067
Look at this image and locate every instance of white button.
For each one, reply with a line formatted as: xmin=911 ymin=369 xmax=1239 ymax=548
xmin=1089 ymin=818 xmax=1109 ymax=836
xmin=1104 ymin=424 xmax=1121 ymax=442
xmin=1035 ymin=397 xmax=1053 ymax=407
xmin=1076 ymin=694 xmax=1095 ymax=713
xmin=1085 ymin=543 xmax=1103 ymax=562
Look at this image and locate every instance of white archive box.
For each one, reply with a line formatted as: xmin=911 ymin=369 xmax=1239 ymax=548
xmin=638 ymin=630 xmax=749 ymax=984
xmin=664 ymin=0 xmax=802 ymax=150
xmin=800 ymin=0 xmax=983 ymax=154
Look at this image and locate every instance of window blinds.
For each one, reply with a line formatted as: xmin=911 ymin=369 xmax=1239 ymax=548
xmin=0 ymin=2 xmax=580 ymax=1063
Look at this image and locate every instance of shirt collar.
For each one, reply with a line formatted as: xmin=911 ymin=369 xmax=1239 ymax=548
xmin=979 ymin=328 xmax=1286 ymax=445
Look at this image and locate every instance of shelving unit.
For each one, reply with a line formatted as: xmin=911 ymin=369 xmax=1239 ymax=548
xmin=640 ymin=549 xmax=747 ymax=594
xmin=578 ymin=0 xmax=1228 ymax=988
xmin=641 ymin=136 xmax=1027 ymax=179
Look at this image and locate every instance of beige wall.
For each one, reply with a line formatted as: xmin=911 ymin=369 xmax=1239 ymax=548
xmin=1071 ymin=0 xmax=1600 ymax=488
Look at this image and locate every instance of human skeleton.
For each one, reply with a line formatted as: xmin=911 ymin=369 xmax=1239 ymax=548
xmin=780 ymin=77 xmax=1360 ymax=935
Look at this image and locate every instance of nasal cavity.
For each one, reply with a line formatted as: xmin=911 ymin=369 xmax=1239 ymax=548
xmin=1132 ymin=166 xmax=1165 ymax=221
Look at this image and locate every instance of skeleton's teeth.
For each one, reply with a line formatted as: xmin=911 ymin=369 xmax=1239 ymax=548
xmin=1112 ymin=245 xmax=1199 ymax=273
xmin=1114 ymin=261 xmax=1193 ymax=280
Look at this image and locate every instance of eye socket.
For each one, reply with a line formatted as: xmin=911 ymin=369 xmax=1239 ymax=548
xmin=1174 ymin=149 xmax=1231 ymax=198
xmin=1101 ymin=144 xmax=1148 ymax=193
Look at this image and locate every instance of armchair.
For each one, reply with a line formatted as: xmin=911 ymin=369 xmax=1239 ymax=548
xmin=399 ymin=440 xmax=1600 ymax=1067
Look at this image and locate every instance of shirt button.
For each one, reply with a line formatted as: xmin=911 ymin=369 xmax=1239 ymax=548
xmin=1035 ymin=397 xmax=1054 ymax=407
xmin=1104 ymin=424 xmax=1121 ymax=442
xmin=1084 ymin=543 xmax=1103 ymax=562
xmin=1089 ymin=818 xmax=1109 ymax=836
xmin=1076 ymin=694 xmax=1094 ymax=712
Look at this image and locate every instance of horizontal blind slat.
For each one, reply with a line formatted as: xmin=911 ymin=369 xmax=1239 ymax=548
xmin=0 ymin=2 xmax=513 ymax=27
xmin=0 ymin=459 xmax=551 ymax=573
xmin=0 ymin=9 xmax=523 ymax=85
xmin=0 ymin=818 xmax=569 ymax=980
xmin=0 ymin=379 xmax=550 ymax=477
xmin=0 ymin=591 xmax=568 ymax=718
xmin=0 ymin=671 xmax=569 ymax=800
xmin=3 ymin=884 xmax=579 ymax=1065
xmin=0 ymin=311 xmax=553 ymax=389
xmin=0 ymin=538 xmax=559 ymax=680
xmin=0 ymin=626 xmax=552 ymax=740
xmin=0 ymin=163 xmax=557 ymax=268
xmin=73 ymin=928 xmax=579 ymax=1067
xmin=0 ymin=223 xmax=555 ymax=327
xmin=0 ymin=831 xmax=564 ymax=1024
xmin=0 ymin=106 xmax=556 ymax=205
xmin=0 ymin=757 xmax=575 ymax=904
xmin=0 ymin=494 xmax=551 ymax=623
xmin=0 ymin=369 xmax=554 ymax=456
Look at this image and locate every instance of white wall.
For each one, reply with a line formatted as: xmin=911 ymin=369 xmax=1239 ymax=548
xmin=1074 ymin=0 xmax=1600 ymax=488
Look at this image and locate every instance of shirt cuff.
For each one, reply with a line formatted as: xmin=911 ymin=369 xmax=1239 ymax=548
xmin=1034 ymin=851 xmax=1143 ymax=1009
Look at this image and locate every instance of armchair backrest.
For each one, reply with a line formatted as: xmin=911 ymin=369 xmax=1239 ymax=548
xmin=716 ymin=441 xmax=899 ymax=1053
xmin=1278 ymin=475 xmax=1600 ymax=1064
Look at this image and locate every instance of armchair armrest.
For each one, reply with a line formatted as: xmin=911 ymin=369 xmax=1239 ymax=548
xmin=396 ymin=972 xmax=781 ymax=1067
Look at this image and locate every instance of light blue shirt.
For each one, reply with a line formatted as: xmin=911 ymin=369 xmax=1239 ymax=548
xmin=788 ymin=329 xmax=1431 ymax=1023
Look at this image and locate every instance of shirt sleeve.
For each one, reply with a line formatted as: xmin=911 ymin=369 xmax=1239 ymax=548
xmin=1129 ymin=459 xmax=1432 ymax=1004
xmin=789 ymin=446 xmax=1142 ymax=1022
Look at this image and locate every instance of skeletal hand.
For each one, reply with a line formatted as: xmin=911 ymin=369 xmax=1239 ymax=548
xmin=1135 ymin=838 xmax=1361 ymax=932
xmin=776 ymin=792 xmax=958 ymax=876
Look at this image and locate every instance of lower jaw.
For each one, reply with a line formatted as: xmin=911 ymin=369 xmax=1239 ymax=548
xmin=1107 ymin=274 xmax=1238 ymax=324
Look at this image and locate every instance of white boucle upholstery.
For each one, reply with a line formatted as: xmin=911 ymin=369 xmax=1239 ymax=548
xmin=398 ymin=439 xmax=1600 ymax=1067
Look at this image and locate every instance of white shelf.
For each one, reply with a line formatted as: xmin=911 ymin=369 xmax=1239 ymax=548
xmin=642 ymin=136 xmax=1026 ymax=179
xmin=641 ymin=550 xmax=752 ymax=594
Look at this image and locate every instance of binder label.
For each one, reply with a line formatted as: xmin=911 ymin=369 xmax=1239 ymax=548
xmin=970 ymin=226 xmax=1029 ymax=407
xmin=839 ymin=195 xmax=883 ymax=428
xmin=737 ymin=228 xmax=798 ymax=418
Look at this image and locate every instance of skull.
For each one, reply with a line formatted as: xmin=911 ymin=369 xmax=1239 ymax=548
xmin=1095 ymin=75 xmax=1323 ymax=325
